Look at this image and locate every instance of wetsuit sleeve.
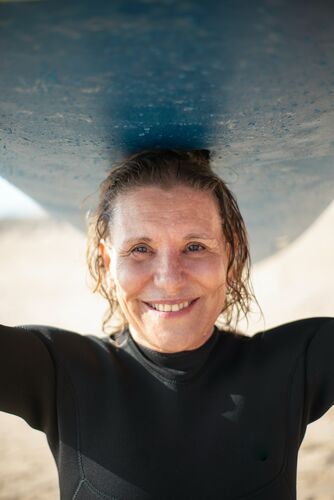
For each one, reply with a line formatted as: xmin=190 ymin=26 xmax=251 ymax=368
xmin=0 ymin=324 xmax=57 ymax=433
xmin=305 ymin=318 xmax=334 ymax=423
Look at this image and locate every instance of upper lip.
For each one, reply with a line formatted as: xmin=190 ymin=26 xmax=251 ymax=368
xmin=143 ymin=298 xmax=198 ymax=305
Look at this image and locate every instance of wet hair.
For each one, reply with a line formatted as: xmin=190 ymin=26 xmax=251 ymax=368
xmin=87 ymin=149 xmax=254 ymax=339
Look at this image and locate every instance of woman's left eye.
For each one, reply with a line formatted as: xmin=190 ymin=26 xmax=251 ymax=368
xmin=187 ymin=243 xmax=205 ymax=252
xmin=132 ymin=246 xmax=149 ymax=254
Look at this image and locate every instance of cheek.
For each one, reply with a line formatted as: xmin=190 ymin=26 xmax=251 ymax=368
xmin=114 ymin=260 xmax=151 ymax=300
xmin=187 ymin=256 xmax=227 ymax=288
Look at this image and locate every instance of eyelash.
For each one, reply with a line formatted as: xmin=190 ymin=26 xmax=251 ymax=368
xmin=186 ymin=243 xmax=205 ymax=252
xmin=131 ymin=246 xmax=150 ymax=254
xmin=130 ymin=243 xmax=205 ymax=255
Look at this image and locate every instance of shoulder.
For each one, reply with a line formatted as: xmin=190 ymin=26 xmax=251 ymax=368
xmin=253 ymin=317 xmax=333 ymax=342
xmin=13 ymin=324 xmax=114 ymax=366
xmin=214 ymin=318 xmax=333 ymax=370
xmin=250 ymin=317 xmax=334 ymax=361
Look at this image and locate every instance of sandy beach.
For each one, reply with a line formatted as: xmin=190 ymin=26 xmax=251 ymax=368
xmin=0 ymin=204 xmax=333 ymax=499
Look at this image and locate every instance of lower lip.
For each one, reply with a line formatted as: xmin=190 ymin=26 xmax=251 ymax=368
xmin=143 ymin=298 xmax=199 ymax=318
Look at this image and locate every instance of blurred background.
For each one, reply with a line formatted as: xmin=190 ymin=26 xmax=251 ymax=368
xmin=0 ymin=179 xmax=333 ymax=499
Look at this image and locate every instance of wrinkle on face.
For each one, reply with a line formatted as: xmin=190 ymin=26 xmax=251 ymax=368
xmin=105 ymin=185 xmax=229 ymax=352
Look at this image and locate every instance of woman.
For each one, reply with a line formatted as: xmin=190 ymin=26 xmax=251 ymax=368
xmin=0 ymin=149 xmax=333 ymax=500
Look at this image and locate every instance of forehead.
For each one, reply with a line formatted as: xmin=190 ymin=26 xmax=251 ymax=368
xmin=110 ymin=185 xmax=223 ymax=240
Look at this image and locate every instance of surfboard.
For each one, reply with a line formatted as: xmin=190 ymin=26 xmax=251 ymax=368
xmin=0 ymin=0 xmax=333 ymax=260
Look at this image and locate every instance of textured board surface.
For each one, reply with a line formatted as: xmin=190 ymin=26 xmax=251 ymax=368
xmin=0 ymin=0 xmax=333 ymax=260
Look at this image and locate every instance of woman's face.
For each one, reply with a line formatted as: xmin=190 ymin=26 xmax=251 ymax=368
xmin=103 ymin=185 xmax=229 ymax=353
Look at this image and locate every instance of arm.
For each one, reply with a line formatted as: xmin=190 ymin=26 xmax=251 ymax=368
xmin=305 ymin=318 xmax=334 ymax=423
xmin=0 ymin=324 xmax=57 ymax=435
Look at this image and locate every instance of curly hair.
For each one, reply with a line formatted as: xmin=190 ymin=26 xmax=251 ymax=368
xmin=87 ymin=149 xmax=255 ymax=340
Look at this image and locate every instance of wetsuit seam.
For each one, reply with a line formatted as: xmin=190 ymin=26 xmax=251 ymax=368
xmin=232 ymin=337 xmax=304 ymax=499
xmin=126 ymin=332 xmax=221 ymax=387
xmin=57 ymin=363 xmax=86 ymax=498
xmin=244 ymin=323 xmax=332 ymax=499
xmin=83 ymin=478 xmax=118 ymax=499
xmin=283 ymin=474 xmax=294 ymax=500
xmin=272 ymin=336 xmax=306 ymax=498
xmin=60 ymin=365 xmax=87 ymax=498
xmin=61 ymin=358 xmax=118 ymax=499
xmin=302 ymin=318 xmax=334 ymax=425
xmin=72 ymin=479 xmax=86 ymax=499
xmin=136 ymin=365 xmax=202 ymax=387
xmin=23 ymin=328 xmax=86 ymax=498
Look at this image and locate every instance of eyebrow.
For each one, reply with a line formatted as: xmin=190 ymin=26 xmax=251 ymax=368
xmin=122 ymin=234 xmax=217 ymax=246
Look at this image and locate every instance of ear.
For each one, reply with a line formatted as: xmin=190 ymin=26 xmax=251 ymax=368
xmin=99 ymin=239 xmax=111 ymax=271
xmin=99 ymin=239 xmax=116 ymax=291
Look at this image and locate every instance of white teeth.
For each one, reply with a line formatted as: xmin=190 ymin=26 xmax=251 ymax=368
xmin=149 ymin=301 xmax=191 ymax=312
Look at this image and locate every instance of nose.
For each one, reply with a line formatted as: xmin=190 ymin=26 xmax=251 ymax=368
xmin=153 ymin=250 xmax=184 ymax=293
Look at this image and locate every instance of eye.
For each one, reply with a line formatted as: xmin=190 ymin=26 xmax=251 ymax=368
xmin=131 ymin=245 xmax=150 ymax=254
xmin=186 ymin=243 xmax=205 ymax=252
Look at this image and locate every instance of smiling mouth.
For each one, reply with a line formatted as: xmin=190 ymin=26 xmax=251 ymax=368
xmin=144 ymin=299 xmax=198 ymax=312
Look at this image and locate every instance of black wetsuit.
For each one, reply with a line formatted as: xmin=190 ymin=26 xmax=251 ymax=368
xmin=0 ymin=317 xmax=333 ymax=499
